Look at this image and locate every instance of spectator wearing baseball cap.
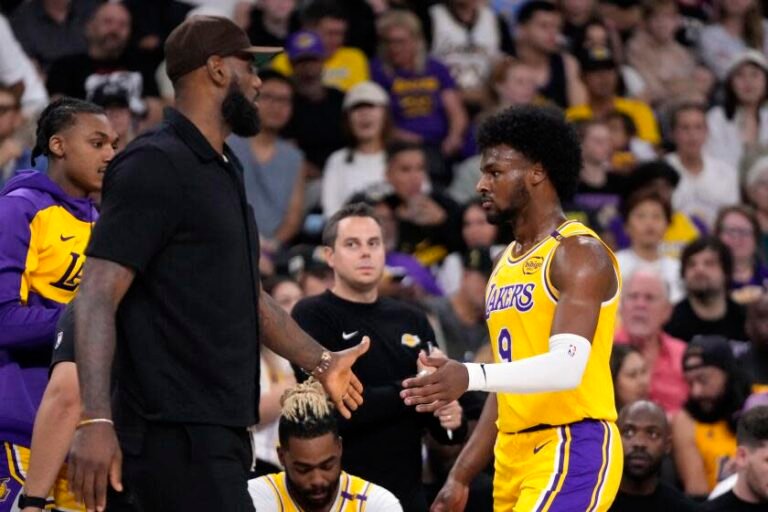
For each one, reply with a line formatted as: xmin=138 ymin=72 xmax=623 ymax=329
xmin=282 ymin=243 xmax=334 ymax=297
xmin=704 ymin=49 xmax=768 ymax=172
xmin=88 ymin=79 xmax=143 ymax=153
xmin=69 ymin=14 xmax=370 ymax=512
xmin=321 ymin=81 xmax=391 ymax=218
xmin=566 ymin=45 xmax=661 ymax=146
xmin=270 ymin=0 xmax=369 ymax=92
xmin=281 ymin=30 xmax=346 ymax=185
xmin=672 ymin=335 xmax=753 ymax=496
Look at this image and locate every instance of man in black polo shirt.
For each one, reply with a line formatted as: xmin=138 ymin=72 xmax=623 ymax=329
xmin=291 ymin=202 xmax=467 ymax=512
xmin=66 ymin=16 xmax=369 ymax=512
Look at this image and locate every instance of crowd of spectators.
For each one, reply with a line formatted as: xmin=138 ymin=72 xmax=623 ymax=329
xmin=2 ymin=0 xmax=768 ymax=510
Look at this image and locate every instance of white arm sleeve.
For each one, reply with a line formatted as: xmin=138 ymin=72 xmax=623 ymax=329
xmin=366 ymin=484 xmax=404 ymax=512
xmin=464 ymin=333 xmax=591 ymax=394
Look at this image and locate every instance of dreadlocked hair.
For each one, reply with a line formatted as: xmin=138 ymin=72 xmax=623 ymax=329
xmin=278 ymin=379 xmax=339 ymax=446
xmin=31 ymin=97 xmax=104 ymax=165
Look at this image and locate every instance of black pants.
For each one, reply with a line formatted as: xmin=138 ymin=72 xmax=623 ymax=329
xmin=107 ymin=423 xmax=254 ymax=511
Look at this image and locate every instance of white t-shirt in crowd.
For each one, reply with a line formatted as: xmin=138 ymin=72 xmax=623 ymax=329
xmin=705 ymin=105 xmax=768 ymax=171
xmin=0 ymin=14 xmax=48 ymax=116
xmin=321 ymin=149 xmax=386 ymax=217
xmin=616 ymin=249 xmax=685 ymax=304
xmin=249 ymin=353 xmax=293 ymax=469
xmin=665 ymin=152 xmax=740 ymax=228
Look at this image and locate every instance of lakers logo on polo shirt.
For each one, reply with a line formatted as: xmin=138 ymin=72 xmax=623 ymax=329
xmin=401 ymin=333 xmax=421 ymax=348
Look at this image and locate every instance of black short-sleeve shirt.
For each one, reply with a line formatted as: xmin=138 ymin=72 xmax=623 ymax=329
xmin=87 ymin=108 xmax=261 ymax=427
xmin=51 ymin=302 xmax=75 ymax=371
xmin=291 ymin=291 xmax=465 ymax=509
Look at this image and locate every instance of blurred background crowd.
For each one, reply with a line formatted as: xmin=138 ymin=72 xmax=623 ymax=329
xmin=2 ymin=0 xmax=768 ymax=509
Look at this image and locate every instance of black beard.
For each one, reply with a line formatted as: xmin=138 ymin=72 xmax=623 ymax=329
xmin=286 ymin=472 xmax=339 ymax=511
xmin=688 ymin=287 xmax=722 ymax=303
xmin=624 ymin=454 xmax=662 ymax=482
xmin=684 ymin=394 xmax=729 ymax=424
xmin=684 ymin=370 xmax=748 ymax=427
xmin=483 ymin=184 xmax=529 ymax=226
xmin=222 ymin=82 xmax=260 ymax=136
xmin=486 ymin=206 xmax=514 ymax=225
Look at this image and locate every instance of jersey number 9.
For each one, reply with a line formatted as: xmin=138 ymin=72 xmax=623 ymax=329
xmin=497 ymin=328 xmax=512 ymax=362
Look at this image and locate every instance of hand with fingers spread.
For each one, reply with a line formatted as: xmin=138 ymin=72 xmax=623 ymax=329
xmin=67 ymin=422 xmax=123 ymax=512
xmin=316 ymin=336 xmax=370 ymax=418
xmin=400 ymin=352 xmax=469 ymax=413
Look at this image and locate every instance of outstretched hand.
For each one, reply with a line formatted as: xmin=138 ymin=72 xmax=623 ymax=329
xmin=400 ymin=352 xmax=469 ymax=413
xmin=317 ymin=336 xmax=370 ymax=418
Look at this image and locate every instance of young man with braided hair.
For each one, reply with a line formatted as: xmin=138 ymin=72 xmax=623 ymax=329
xmin=248 ymin=379 xmax=402 ymax=511
xmin=0 ymin=97 xmax=118 ymax=511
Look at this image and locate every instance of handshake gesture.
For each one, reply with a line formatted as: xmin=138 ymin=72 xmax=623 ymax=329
xmin=404 ymin=348 xmax=468 ymax=427
xmin=401 ymin=349 xmax=471 ymax=413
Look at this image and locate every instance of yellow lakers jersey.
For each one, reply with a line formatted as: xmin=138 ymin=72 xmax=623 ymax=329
xmin=21 ymin=204 xmax=93 ymax=305
xmin=693 ymin=420 xmax=737 ymax=491
xmin=486 ymin=220 xmax=620 ymax=433
xmin=1 ymin=172 xmax=96 ymax=307
xmin=259 ymin=471 xmax=375 ymax=512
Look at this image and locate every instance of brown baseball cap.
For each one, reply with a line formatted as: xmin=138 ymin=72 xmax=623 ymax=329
xmin=165 ymin=15 xmax=282 ymax=82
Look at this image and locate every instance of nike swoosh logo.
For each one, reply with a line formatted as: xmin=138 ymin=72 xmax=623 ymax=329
xmin=533 ymin=440 xmax=552 ymax=455
xmin=342 ymin=331 xmax=359 ymax=340
xmin=60 ymin=235 xmax=75 ymax=241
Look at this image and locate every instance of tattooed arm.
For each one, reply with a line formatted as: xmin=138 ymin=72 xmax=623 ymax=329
xmin=68 ymin=257 xmax=134 ymax=512
xmin=259 ymin=290 xmax=369 ymax=419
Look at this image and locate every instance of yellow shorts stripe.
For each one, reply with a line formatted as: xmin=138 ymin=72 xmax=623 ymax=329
xmin=540 ymin=425 xmax=573 ymax=511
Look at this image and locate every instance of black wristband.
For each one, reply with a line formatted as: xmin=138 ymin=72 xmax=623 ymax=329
xmin=18 ymin=494 xmax=48 ymax=508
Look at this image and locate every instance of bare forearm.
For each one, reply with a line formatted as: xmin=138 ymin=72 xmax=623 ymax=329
xmin=74 ymin=293 xmax=116 ymax=418
xmin=274 ymin=215 xmax=301 ymax=245
xmin=274 ymin=178 xmax=304 ymax=244
xmin=443 ymin=90 xmax=468 ymax=139
xmin=448 ymin=393 xmax=497 ymax=484
xmin=259 ymin=291 xmax=324 ymax=371
xmin=24 ymin=365 xmax=80 ymax=497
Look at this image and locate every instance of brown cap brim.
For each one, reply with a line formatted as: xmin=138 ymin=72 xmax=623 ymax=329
xmin=242 ymin=46 xmax=283 ymax=67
